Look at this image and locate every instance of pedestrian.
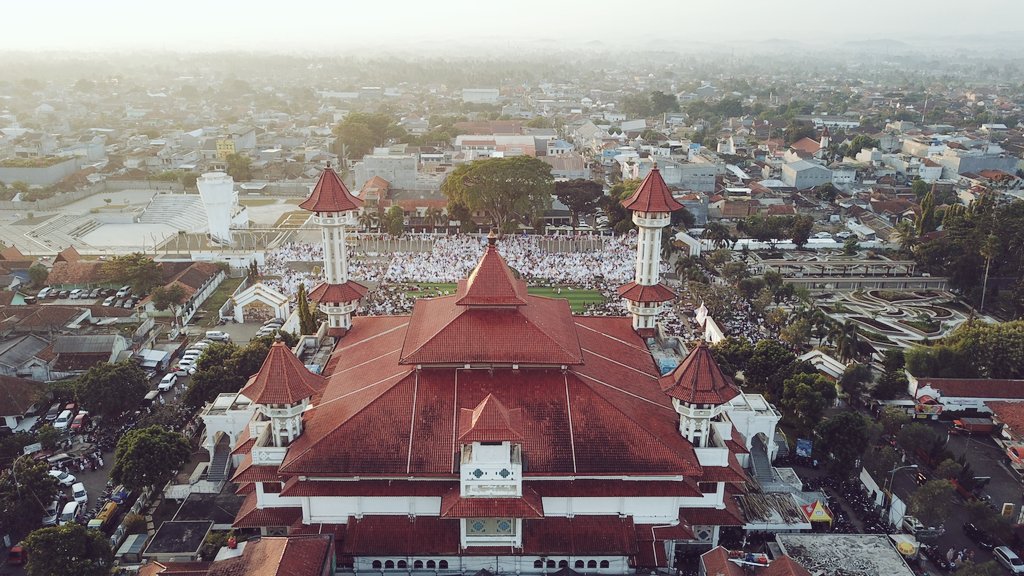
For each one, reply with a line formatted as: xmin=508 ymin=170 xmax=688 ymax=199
xmin=946 ymin=548 xmax=955 ymax=564
xmin=98 ymin=456 xmax=104 ymax=468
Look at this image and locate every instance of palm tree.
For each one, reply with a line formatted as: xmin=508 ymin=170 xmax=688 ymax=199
xmin=702 ymin=222 xmax=733 ymax=249
xmin=674 ymin=256 xmax=706 ymax=284
xmin=980 ymin=233 xmax=999 ymax=312
xmin=357 ymin=210 xmax=376 ymax=232
xmin=831 ymin=319 xmax=861 ymax=362
xmin=893 ymin=220 xmax=918 ymax=255
xmin=423 ymin=207 xmax=444 ymax=230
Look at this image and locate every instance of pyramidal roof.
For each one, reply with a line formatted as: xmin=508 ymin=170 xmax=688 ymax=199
xmin=458 ymin=394 xmax=524 ymax=443
xmin=455 ymin=234 xmax=527 ymax=307
xmin=659 ymin=340 xmax=739 ymax=405
xmin=298 ymin=164 xmax=363 ymax=213
xmin=621 ymin=163 xmax=684 ymax=213
xmin=239 ymin=341 xmax=326 ymax=405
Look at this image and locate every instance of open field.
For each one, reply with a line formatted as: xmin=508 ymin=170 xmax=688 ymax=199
xmin=402 ymin=283 xmax=604 ymax=313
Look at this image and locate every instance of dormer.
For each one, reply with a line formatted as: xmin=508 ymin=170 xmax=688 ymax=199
xmin=457 ymin=395 xmax=523 ymax=498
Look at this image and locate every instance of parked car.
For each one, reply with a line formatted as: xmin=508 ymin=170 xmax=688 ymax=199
xmin=158 ymin=373 xmax=177 ymax=392
xmin=191 ymin=341 xmax=212 ymax=349
xmin=43 ymin=402 xmax=62 ymax=421
xmin=53 ymin=409 xmax=73 ymax=431
xmin=88 ymin=288 xmax=101 ymax=298
xmin=994 ymin=546 xmax=1024 ymax=574
xmin=113 ymin=298 xmax=124 ymax=308
xmin=47 ymin=289 xmax=60 ymax=299
xmin=68 ymin=289 xmax=83 ymax=299
xmin=205 ymin=331 xmax=230 ymax=342
xmin=122 ymin=298 xmax=134 ymax=309
xmin=963 ymin=522 xmax=998 ymax=549
xmin=116 ymin=285 xmax=132 ymax=298
xmin=48 ymin=469 xmax=77 ymax=486
xmin=71 ymin=481 xmax=88 ymax=504
xmin=70 ymin=411 xmax=90 ymax=432
xmin=175 ymin=360 xmax=194 ymax=376
xmin=40 ymin=499 xmax=59 ymax=526
xmin=58 ymin=290 xmax=69 ymax=299
xmin=37 ymin=287 xmax=51 ymax=298
xmin=59 ymin=501 xmax=80 ymax=526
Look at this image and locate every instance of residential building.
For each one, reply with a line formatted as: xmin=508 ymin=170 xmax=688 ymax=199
xmin=461 ymin=88 xmax=500 ymax=104
xmin=0 ymin=375 xmax=47 ymax=430
xmin=352 ymin=150 xmax=418 ymax=190
xmin=781 ymin=161 xmax=832 ymax=190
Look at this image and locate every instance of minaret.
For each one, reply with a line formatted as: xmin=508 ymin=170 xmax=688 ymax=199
xmin=659 ymin=341 xmax=740 ymax=447
xmin=617 ymin=163 xmax=683 ymax=337
xmin=238 ymin=339 xmax=325 ymax=449
xmin=819 ymin=125 xmax=831 ymax=154
xmin=298 ymin=163 xmax=367 ymax=331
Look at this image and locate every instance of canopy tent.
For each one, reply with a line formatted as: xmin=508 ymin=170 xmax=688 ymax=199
xmin=801 ymin=500 xmax=833 ymax=525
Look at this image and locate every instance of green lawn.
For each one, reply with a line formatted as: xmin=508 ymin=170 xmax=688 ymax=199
xmin=402 ymin=283 xmax=605 ymax=313
xmin=196 ymin=276 xmax=244 ymax=327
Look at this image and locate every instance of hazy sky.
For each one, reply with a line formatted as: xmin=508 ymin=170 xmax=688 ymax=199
xmin=4 ymin=0 xmax=1022 ymax=53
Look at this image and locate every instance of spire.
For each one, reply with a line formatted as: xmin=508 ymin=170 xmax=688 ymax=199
xmin=455 ymin=232 xmax=527 ymax=307
xmin=239 ymin=341 xmax=325 ymax=405
xmin=458 ymin=394 xmax=523 ymax=443
xmin=659 ymin=341 xmax=739 ymax=405
xmin=299 ymin=164 xmax=363 ymax=213
xmin=621 ymin=163 xmax=683 ymax=213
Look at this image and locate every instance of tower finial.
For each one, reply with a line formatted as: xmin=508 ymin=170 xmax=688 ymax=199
xmin=326 ymin=160 xmax=332 ymax=169
xmin=487 ymin=228 xmax=498 ymax=247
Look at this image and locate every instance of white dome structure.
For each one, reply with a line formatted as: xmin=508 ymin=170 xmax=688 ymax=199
xmin=196 ymin=172 xmax=237 ymax=245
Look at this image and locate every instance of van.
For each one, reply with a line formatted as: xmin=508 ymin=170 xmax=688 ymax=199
xmin=994 ymin=546 xmax=1024 ymax=574
xmin=142 ymin=389 xmax=160 ymax=407
xmin=53 ymin=409 xmax=73 ymax=431
xmin=68 ymin=289 xmax=83 ymax=299
xmin=116 ymin=285 xmax=132 ymax=298
xmin=205 ymin=331 xmax=230 ymax=342
xmin=59 ymin=501 xmax=80 ymax=525
xmin=71 ymin=481 xmax=88 ymax=504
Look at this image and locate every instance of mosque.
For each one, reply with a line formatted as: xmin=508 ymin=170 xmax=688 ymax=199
xmin=208 ymin=164 xmax=783 ymax=572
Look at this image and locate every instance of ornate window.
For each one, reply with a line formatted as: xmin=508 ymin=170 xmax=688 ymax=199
xmin=694 ymin=526 xmax=713 ymax=542
xmin=465 ymin=518 xmax=515 ymax=536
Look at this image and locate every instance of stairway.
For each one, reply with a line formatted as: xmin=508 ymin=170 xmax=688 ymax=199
xmin=750 ymin=436 xmax=774 ymax=484
xmin=205 ymin=436 xmax=231 ymax=483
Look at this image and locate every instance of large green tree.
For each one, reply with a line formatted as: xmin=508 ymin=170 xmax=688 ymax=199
xmin=441 ymin=156 xmax=553 ymax=233
xmin=23 ymin=523 xmax=112 ymax=576
xmin=332 ymin=112 xmax=406 ymax=159
xmin=554 ymin=179 xmax=603 ymax=231
xmin=296 ymin=283 xmax=317 ymax=335
xmin=908 ymin=479 xmax=955 ymax=528
xmin=150 ymin=283 xmax=189 ymax=324
xmin=28 ymin=263 xmax=48 ymax=288
xmin=111 ymin=425 xmax=191 ymax=491
xmin=76 ymin=361 xmax=149 ymax=418
xmin=905 ymin=320 xmax=1024 ymax=379
xmin=0 ymin=456 xmax=59 ymax=540
xmin=788 ymin=215 xmax=814 ymax=248
xmin=183 ymin=337 xmax=278 ymax=408
xmin=743 ymin=339 xmax=806 ymax=400
xmin=780 ymin=373 xmax=837 ymax=434
xmin=101 ymin=253 xmax=163 ymax=293
xmin=816 ymin=411 xmax=876 ymax=474
xmin=224 ymin=153 xmax=252 ymax=181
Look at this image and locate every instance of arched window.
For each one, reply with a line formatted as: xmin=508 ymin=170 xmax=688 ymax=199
xmin=385 ymin=561 xmax=395 ymax=569
xmin=397 ymin=561 xmax=407 ymax=569
xmin=574 ymin=560 xmax=585 ymax=568
xmin=414 ymin=561 xmax=423 ymax=569
xmin=439 ymin=560 xmax=449 ymax=569
xmin=546 ymin=560 xmax=556 ymax=569
xmin=534 ymin=560 xmax=543 ymax=568
xmin=372 ymin=561 xmax=383 ymax=570
xmin=599 ymin=561 xmax=609 ymax=569
xmin=427 ymin=561 xmax=436 ymax=569
xmin=588 ymin=560 xmax=597 ymax=568
xmin=558 ymin=560 xmax=568 ymax=568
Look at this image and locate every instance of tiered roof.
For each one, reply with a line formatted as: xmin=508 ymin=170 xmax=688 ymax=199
xmin=298 ymin=164 xmax=363 ymax=213
xmin=659 ymin=341 xmax=740 ymax=405
xmin=621 ymin=164 xmax=683 ymax=213
xmin=238 ymin=341 xmax=326 ymax=405
xmin=617 ymin=281 xmax=676 ymax=303
xmin=306 ymin=280 xmax=367 ymax=305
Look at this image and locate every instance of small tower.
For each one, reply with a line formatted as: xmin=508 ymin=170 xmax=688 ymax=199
xmin=819 ymin=125 xmax=831 ymax=152
xmin=618 ymin=163 xmax=683 ymax=337
xmin=659 ymin=341 xmax=740 ymax=447
xmin=238 ymin=340 xmax=325 ymax=449
xmin=298 ymin=163 xmax=367 ymax=331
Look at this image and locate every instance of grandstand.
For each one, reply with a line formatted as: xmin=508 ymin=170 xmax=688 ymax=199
xmin=137 ymin=193 xmax=210 ymax=233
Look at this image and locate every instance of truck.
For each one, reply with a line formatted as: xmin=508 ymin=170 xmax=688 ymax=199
xmin=951 ymin=418 xmax=998 ymax=435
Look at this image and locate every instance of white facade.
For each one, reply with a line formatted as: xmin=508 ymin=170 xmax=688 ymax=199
xmin=462 ymin=88 xmax=500 ymax=104
xmin=196 ymin=172 xmax=237 ymax=245
xmin=315 ymin=210 xmax=358 ymax=329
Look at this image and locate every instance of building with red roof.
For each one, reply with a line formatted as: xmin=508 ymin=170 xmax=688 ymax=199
xmin=197 ymin=166 xmax=791 ymax=573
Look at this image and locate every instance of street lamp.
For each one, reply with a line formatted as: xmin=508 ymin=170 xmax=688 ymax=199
xmin=884 ymin=464 xmax=918 ymax=525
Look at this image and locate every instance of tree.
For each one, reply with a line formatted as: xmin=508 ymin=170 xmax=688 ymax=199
xmin=357 ymin=210 xmax=377 ymax=231
xmin=879 ymin=406 xmax=911 ymax=436
xmin=842 ymin=237 xmax=859 ymax=255
xmin=296 ymin=283 xmax=317 ymax=335
xmin=816 ymin=411 xmax=874 ymax=474
xmin=554 ymin=179 xmax=603 ymax=231
xmin=744 ymin=339 xmax=801 ymax=400
xmin=917 ymin=189 xmax=937 ymax=235
xmin=76 ymin=361 xmax=149 ymax=419
xmin=935 ymin=458 xmax=964 ymax=480
xmin=22 ymin=522 xmax=113 ymax=576
xmin=897 ymin=423 xmax=944 ymax=461
xmin=815 ymin=183 xmax=839 ymax=203
xmin=893 ymin=220 xmax=918 ymax=255
xmin=847 ymin=134 xmax=881 ymax=157
xmin=0 ymin=456 xmax=59 ymax=541
xmin=224 ymin=153 xmax=252 ymax=181
xmin=702 ymin=222 xmax=734 ymax=249
xmin=862 ymin=445 xmax=901 ymax=481
xmin=788 ymin=215 xmax=814 ymax=248
xmin=101 ymin=253 xmax=162 ymax=293
xmin=150 ymin=284 xmax=188 ymax=321
xmin=904 ymin=320 xmax=1024 ymax=379
xmin=441 ymin=156 xmax=553 ymax=233
xmin=183 ymin=342 xmax=244 ymax=408
xmin=27 ymin=263 xmax=48 ymax=288
xmin=780 ymin=373 xmax=837 ymax=433
xmin=779 ymin=318 xmax=812 ymax=351
xmin=911 ymin=178 xmax=929 ymax=199
xmin=710 ymin=337 xmax=754 ymax=379
xmin=112 ymin=426 xmax=191 ymax=491
xmin=332 ymin=112 xmax=406 ymax=159
xmin=783 ymin=121 xmax=817 ymax=145
xmin=384 ymin=205 xmax=405 ymax=237
xmin=908 ymin=480 xmax=955 ymax=527
xmin=180 ymin=171 xmax=200 ymax=190
xmin=830 ymin=319 xmax=861 ymax=362
xmin=839 ymin=363 xmax=872 ymax=401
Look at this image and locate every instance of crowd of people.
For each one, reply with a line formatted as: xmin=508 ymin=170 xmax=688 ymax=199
xmin=257 ymin=232 xmax=702 ymax=337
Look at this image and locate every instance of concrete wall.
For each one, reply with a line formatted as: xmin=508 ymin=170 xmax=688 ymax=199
xmin=0 ymin=157 xmax=79 ymax=187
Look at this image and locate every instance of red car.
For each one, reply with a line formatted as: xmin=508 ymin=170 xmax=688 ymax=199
xmin=69 ymin=411 xmax=89 ymax=432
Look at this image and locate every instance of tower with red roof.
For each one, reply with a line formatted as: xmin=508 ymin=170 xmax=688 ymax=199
xmin=660 ymin=341 xmax=740 ymax=447
xmin=238 ymin=339 xmax=325 ymax=448
xmin=298 ymin=164 xmax=367 ymax=331
xmin=617 ymin=163 xmax=683 ymax=337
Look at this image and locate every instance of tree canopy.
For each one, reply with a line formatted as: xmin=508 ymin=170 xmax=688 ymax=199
xmin=101 ymin=253 xmax=163 ymax=294
xmin=183 ymin=336 xmax=282 ymax=408
xmin=332 ymin=112 xmax=406 ymax=159
xmin=816 ymin=411 xmax=877 ymax=474
xmin=619 ymin=90 xmax=680 ymax=118
xmin=224 ymin=153 xmax=252 ymax=181
xmin=75 ymin=361 xmax=149 ymax=419
xmin=441 ymin=156 xmax=553 ymax=233
xmin=151 ymin=283 xmax=188 ymax=313
xmin=780 ymin=373 xmax=837 ymax=434
xmin=0 ymin=456 xmax=59 ymax=540
xmin=908 ymin=479 xmax=955 ymax=528
xmin=23 ymin=522 xmax=113 ymax=576
xmin=905 ymin=320 xmax=1024 ymax=379
xmin=111 ymin=425 xmax=191 ymax=491
xmin=554 ymin=179 xmax=603 ymax=231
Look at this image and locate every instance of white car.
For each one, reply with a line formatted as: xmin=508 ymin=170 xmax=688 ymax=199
xmin=175 ymin=360 xmax=194 ymax=376
xmin=41 ymin=499 xmax=59 ymax=526
xmin=71 ymin=482 xmax=88 ymax=504
xmin=48 ymin=469 xmax=77 ymax=486
xmin=158 ymin=373 xmax=177 ymax=391
xmin=191 ymin=341 xmax=212 ymax=349
xmin=995 ymin=546 xmax=1024 ymax=574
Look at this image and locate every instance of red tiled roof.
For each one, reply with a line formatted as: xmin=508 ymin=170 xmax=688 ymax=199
xmin=54 ymin=246 xmax=81 ymax=263
xmin=700 ymin=547 xmax=744 ymax=576
xmin=233 ymin=493 xmax=302 ymax=529
xmin=660 ymin=341 xmax=740 ymax=405
xmin=46 ymin=261 xmax=105 ymax=285
xmin=679 ymin=499 xmax=745 ymax=527
xmin=455 ymin=244 xmax=527 ymax=306
xmin=280 ymin=479 xmax=455 ymax=497
xmin=697 ymin=452 xmax=749 ymax=484
xmin=230 ymin=453 xmax=282 ymax=483
xmin=790 ymin=137 xmax=821 ymax=155
xmin=528 ymin=479 xmax=701 ymax=498
xmin=621 ymin=165 xmax=684 ymax=213
xmin=761 ymin=557 xmax=811 ymax=576
xmin=307 ymin=280 xmax=367 ymax=305
xmin=458 ymin=394 xmax=523 ymax=443
xmin=617 ymin=281 xmax=676 ymax=303
xmin=0 ymin=375 xmax=46 ymax=417
xmin=298 ymin=165 xmax=363 ymax=213
xmin=439 ymin=487 xmax=544 ymax=518
xmin=0 ymin=246 xmax=25 ymax=261
xmin=238 ymin=341 xmax=325 ymax=405
xmin=207 ymin=535 xmax=333 ymax=576
xmin=524 ymin=516 xmax=637 ymax=556
xmin=919 ymin=377 xmax=1024 ymax=400
xmin=987 ymin=401 xmax=1024 ymax=436
xmin=341 ymin=515 xmax=460 ymax=555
